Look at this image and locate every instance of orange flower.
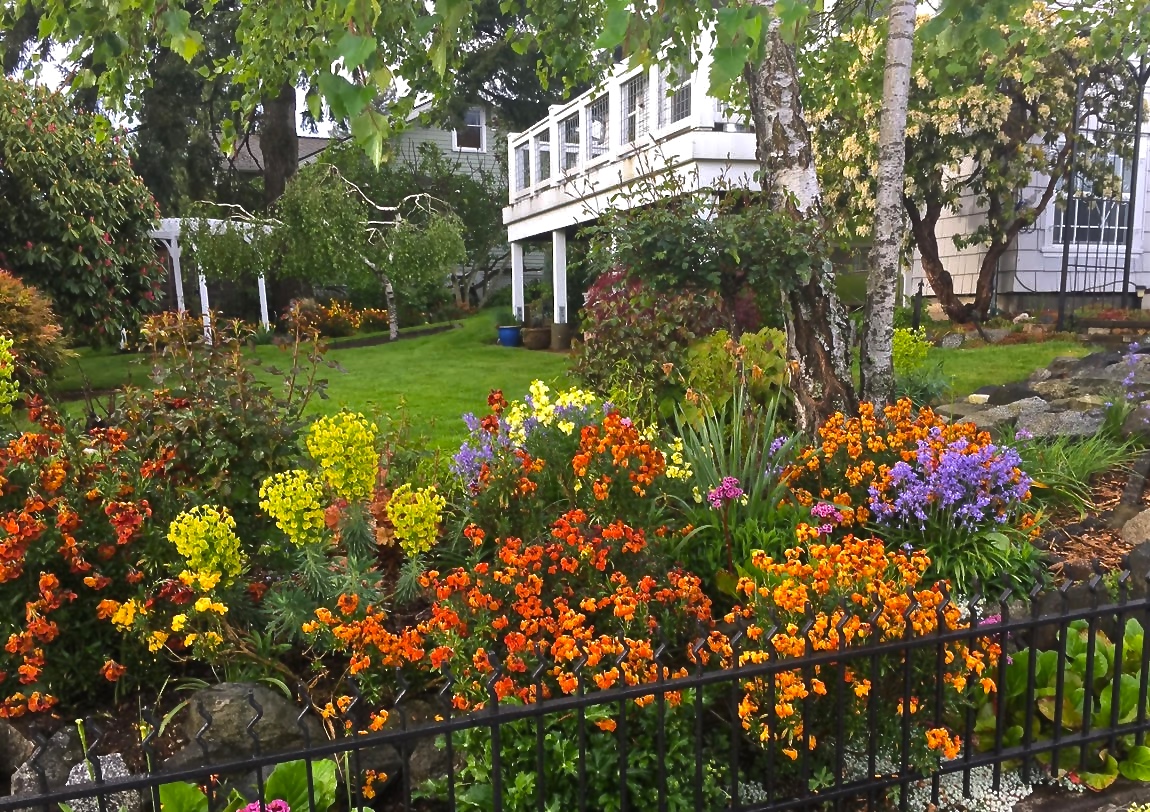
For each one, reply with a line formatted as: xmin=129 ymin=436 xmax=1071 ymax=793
xmin=100 ymin=660 xmax=127 ymax=682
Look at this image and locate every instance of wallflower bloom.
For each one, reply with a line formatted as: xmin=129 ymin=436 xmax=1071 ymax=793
xmin=167 ymin=506 xmax=245 ymax=583
xmin=707 ymin=477 xmax=745 ymax=509
xmin=259 ymin=470 xmax=326 ymax=546
xmin=306 ymin=412 xmax=379 ymax=501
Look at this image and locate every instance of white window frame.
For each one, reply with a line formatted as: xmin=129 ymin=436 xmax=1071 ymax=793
xmin=452 ymin=107 xmax=487 ymax=153
xmin=1041 ymin=134 xmax=1148 ymax=257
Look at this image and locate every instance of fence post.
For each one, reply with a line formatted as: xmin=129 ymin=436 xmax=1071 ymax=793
xmin=911 ymin=281 xmax=924 ymax=330
xmin=1057 ymin=78 xmax=1085 ymax=333
xmin=1121 ymin=56 xmax=1149 ymax=309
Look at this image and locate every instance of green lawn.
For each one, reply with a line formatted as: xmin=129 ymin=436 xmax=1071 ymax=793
xmin=45 ymin=321 xmax=1088 ymax=447
xmin=932 ymin=339 xmax=1089 ymax=398
xmin=47 ymin=313 xmax=570 ymax=448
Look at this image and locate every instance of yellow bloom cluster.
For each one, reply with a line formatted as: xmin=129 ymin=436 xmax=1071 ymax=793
xmin=387 ymin=483 xmax=447 ymax=557
xmin=504 ymin=381 xmax=597 ymax=443
xmin=110 ymin=598 xmax=146 ymax=631
xmin=306 ymin=412 xmax=379 ymax=501
xmin=259 ymin=469 xmax=326 ymax=546
xmin=0 ymin=335 xmax=18 ymax=416
xmin=664 ymin=436 xmax=693 ymax=481
xmin=167 ymin=506 xmax=245 ymax=583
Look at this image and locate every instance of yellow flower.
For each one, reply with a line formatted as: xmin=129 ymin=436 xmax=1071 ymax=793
xmin=259 ymin=469 xmax=326 ymax=546
xmin=194 ymin=597 xmax=212 ymax=613
xmin=558 ymin=420 xmax=576 ymax=435
xmin=387 ymin=483 xmax=447 ymax=558
xmin=148 ymin=630 xmax=170 ymax=652
xmin=110 ymin=599 xmax=146 ymax=631
xmin=171 ymin=614 xmax=188 ymax=632
xmin=306 ymin=412 xmax=379 ymax=501
xmin=0 ymin=335 xmax=19 ymax=417
xmin=168 ymin=506 xmax=245 ymax=583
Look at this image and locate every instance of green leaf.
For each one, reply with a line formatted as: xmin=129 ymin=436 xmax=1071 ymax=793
xmin=708 ymin=45 xmax=749 ymax=94
xmin=158 ymin=782 xmax=209 ymax=812
xmin=1119 ymin=746 xmax=1150 ymax=782
xmin=337 ymin=32 xmax=377 ymax=69
xmin=306 ymin=91 xmax=322 ymax=122
xmin=595 ymin=0 xmax=630 ymax=50
xmin=350 ymin=108 xmax=391 ymax=166
xmin=264 ymin=760 xmax=337 ymax=812
xmin=1078 ymin=751 xmax=1119 ymax=791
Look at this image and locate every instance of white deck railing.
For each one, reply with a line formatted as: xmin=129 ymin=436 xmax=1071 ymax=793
xmin=506 ymin=51 xmax=751 ymax=205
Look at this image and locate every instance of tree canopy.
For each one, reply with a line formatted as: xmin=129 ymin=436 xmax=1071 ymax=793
xmin=0 ymin=77 xmax=164 ymax=341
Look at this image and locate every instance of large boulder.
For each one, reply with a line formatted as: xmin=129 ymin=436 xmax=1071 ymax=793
xmin=0 ymin=723 xmax=34 ymax=789
xmin=63 ymin=754 xmax=140 ymax=812
xmin=173 ymin=683 xmax=324 ymax=763
xmin=1016 ymin=409 xmax=1105 ymax=440
xmin=982 ymin=381 xmax=1040 ymax=406
xmin=970 ymin=397 xmax=1050 ymax=431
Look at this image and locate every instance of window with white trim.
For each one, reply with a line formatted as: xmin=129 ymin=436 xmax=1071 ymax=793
xmin=586 ymin=94 xmax=609 ymax=159
xmin=453 ymin=107 xmax=486 ymax=152
xmin=621 ymin=73 xmax=649 ymax=144
xmin=1052 ymin=152 xmax=1133 ymax=245
xmin=659 ymin=67 xmax=691 ymax=126
xmin=560 ymin=113 xmax=580 ymax=171
xmin=536 ymin=131 xmax=551 ymax=182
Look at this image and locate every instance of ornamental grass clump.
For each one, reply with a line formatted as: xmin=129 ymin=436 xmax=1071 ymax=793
xmin=786 ymin=398 xmax=1041 ymax=595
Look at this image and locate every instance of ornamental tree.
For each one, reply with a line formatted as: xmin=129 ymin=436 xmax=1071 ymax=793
xmin=0 ymin=78 xmax=164 ymax=342
xmin=804 ymin=0 xmax=1148 ymax=324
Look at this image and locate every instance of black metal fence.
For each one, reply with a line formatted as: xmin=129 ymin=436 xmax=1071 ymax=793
xmin=1056 ymin=57 xmax=1150 ymax=329
xmin=6 ymin=575 xmax=1150 ymax=812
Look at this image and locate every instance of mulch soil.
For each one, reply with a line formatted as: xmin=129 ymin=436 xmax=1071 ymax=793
xmin=1044 ymin=468 xmax=1150 ymax=576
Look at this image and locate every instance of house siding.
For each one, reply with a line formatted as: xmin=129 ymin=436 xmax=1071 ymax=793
xmin=907 ymin=129 xmax=1150 ymax=313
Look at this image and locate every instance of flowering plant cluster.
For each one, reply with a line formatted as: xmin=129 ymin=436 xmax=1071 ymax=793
xmin=785 ymin=399 xmax=1040 ymax=594
xmin=286 ymin=298 xmax=389 ymax=337
xmin=384 ymin=483 xmax=446 ymax=558
xmin=452 ymin=382 xmax=686 ymax=539
xmin=305 ymin=508 xmax=713 ymax=713
xmin=0 ymin=399 xmax=178 ymax=715
xmin=724 ymin=535 xmax=1000 ymax=771
xmin=306 ymin=412 xmax=379 ymax=502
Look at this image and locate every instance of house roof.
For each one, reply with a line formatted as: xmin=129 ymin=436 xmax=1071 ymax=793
xmin=226 ymin=133 xmax=335 ymax=174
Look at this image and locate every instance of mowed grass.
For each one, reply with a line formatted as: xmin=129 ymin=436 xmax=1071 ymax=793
xmin=46 ymin=312 xmax=571 ymax=448
xmin=931 ymin=339 xmax=1090 ymax=398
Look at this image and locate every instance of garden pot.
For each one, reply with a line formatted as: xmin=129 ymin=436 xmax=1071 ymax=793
xmin=521 ymin=326 xmax=552 ymax=350
xmin=496 ymin=325 xmax=522 ymax=347
xmin=550 ymin=321 xmax=574 ymax=351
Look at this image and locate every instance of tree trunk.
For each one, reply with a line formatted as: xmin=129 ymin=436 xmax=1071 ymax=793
xmin=384 ymin=276 xmax=399 ymax=341
xmin=905 ymin=196 xmax=973 ymax=323
xmin=261 ymin=82 xmax=305 ymax=320
xmin=744 ymin=6 xmax=857 ymax=432
xmin=860 ymin=0 xmax=915 ymax=404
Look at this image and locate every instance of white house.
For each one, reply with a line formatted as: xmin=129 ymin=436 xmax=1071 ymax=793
xmin=502 ymin=46 xmax=760 ymax=324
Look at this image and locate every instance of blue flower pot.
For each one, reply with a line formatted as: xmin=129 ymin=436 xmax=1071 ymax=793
xmin=497 ymin=325 xmax=522 ymax=347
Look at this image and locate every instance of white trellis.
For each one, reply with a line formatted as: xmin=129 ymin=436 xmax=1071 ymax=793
xmin=149 ymin=218 xmax=272 ymax=337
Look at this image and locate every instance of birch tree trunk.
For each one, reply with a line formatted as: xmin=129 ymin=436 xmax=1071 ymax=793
xmin=860 ymin=0 xmax=915 ymax=403
xmin=744 ymin=7 xmax=857 ymax=432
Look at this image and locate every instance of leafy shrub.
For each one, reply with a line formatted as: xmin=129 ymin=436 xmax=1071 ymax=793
xmin=784 ymin=399 xmax=1042 ymax=595
xmin=984 ymin=618 xmax=1150 ymax=789
xmin=892 ymin=361 xmax=950 ymax=407
xmin=572 ymin=270 xmax=728 ymax=420
xmin=0 ymin=269 xmax=70 ymax=386
xmin=892 ymin=327 xmax=931 ymax=376
xmin=0 ymin=78 xmax=164 ymax=341
xmin=684 ymin=327 xmax=789 ymax=414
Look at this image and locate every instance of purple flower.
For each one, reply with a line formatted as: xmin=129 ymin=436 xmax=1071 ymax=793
xmin=1014 ymin=428 xmax=1032 ymax=442
xmin=810 ymin=502 xmax=844 ymax=525
xmin=707 ymin=476 xmax=745 ymax=509
xmin=768 ymin=436 xmax=789 ymax=457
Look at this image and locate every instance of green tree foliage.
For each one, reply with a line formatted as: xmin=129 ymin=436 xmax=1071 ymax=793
xmin=189 ymin=163 xmax=466 ymax=337
xmin=0 ymin=78 xmax=164 ymax=342
xmin=326 ymin=142 xmax=508 ymax=306
xmin=804 ymin=0 xmax=1149 ymax=323
xmin=0 ymin=269 xmax=70 ymax=387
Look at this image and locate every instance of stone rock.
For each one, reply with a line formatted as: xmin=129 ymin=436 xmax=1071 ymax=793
xmin=1122 ymin=404 xmax=1150 ymax=442
xmin=1030 ymin=378 xmax=1084 ymax=402
xmin=10 ymin=726 xmax=81 ymax=798
xmin=935 ymin=402 xmax=986 ymax=422
xmin=970 ymin=397 xmax=1050 ymax=430
xmin=178 ymin=683 xmax=323 ymax=762
xmin=1028 ymin=367 xmax=1053 ymax=384
xmin=1016 ymin=409 xmax=1105 ymax=440
xmin=63 ymin=754 xmax=140 ymax=812
xmin=984 ymin=382 xmax=1040 ymax=406
xmin=378 ymin=700 xmax=454 ymax=787
xmin=0 ymin=722 xmax=34 ymax=780
xmin=1127 ymin=542 xmax=1150 ymax=598
xmin=1045 ymin=356 xmax=1084 ymax=378
xmin=939 ymin=332 xmax=965 ymax=349
xmin=1122 ymin=510 xmax=1150 ymax=547
xmin=983 ymin=327 xmax=1011 ymax=343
